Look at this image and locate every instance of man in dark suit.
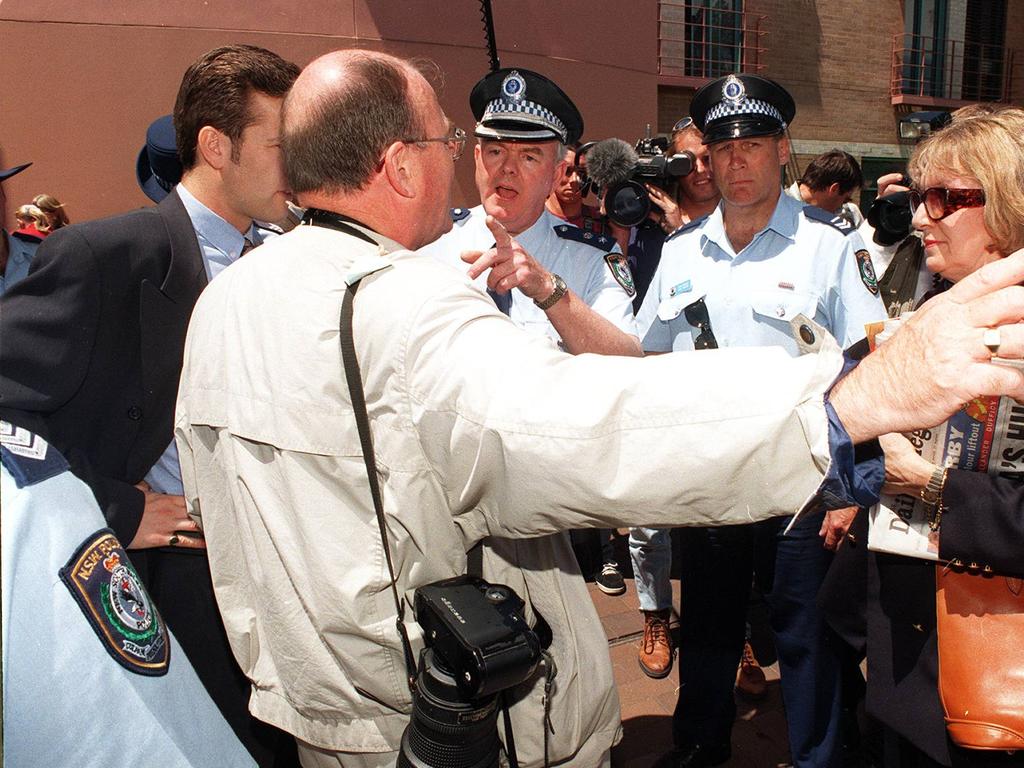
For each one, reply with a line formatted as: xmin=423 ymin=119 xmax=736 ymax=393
xmin=0 ymin=44 xmax=300 ymax=766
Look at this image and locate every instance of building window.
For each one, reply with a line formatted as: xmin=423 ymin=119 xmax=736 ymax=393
xmin=896 ymin=0 xmax=1010 ymax=103
xmin=685 ymin=0 xmax=744 ymax=79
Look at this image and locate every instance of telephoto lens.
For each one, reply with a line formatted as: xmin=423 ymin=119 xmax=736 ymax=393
xmin=397 ymin=648 xmax=502 ymax=768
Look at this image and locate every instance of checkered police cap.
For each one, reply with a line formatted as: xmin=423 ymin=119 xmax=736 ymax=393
xmin=690 ymin=74 xmax=796 ymax=145
xmin=470 ymin=68 xmax=583 ymax=146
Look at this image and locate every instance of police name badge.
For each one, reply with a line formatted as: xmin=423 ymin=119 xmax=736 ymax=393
xmin=60 ymin=530 xmax=170 ymax=676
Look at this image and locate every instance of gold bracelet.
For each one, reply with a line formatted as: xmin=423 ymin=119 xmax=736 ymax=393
xmin=921 ymin=466 xmax=948 ymax=530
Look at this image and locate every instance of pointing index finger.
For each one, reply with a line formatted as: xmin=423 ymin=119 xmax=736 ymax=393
xmin=485 ymin=214 xmax=511 ymax=249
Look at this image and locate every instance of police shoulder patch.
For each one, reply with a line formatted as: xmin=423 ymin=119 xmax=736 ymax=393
xmin=855 ymin=249 xmax=879 ymax=295
xmin=450 ymin=207 xmax=471 ymax=222
xmin=666 ymin=214 xmax=709 ymax=241
xmin=553 ymin=224 xmax=616 ymax=252
xmin=802 ymin=205 xmax=855 ymax=235
xmin=60 ymin=529 xmax=170 ymax=676
xmin=605 ymin=253 xmax=636 ymax=296
xmin=0 ymin=421 xmax=68 ymax=487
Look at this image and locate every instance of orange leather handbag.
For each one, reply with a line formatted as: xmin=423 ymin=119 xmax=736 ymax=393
xmin=936 ymin=565 xmax=1024 ymax=751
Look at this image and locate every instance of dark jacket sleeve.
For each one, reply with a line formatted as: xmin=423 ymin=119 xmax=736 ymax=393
xmin=939 ymin=469 xmax=1024 ymax=579
xmin=0 ymin=228 xmax=145 ymax=541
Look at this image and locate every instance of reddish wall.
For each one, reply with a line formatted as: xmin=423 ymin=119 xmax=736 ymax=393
xmin=0 ymin=1 xmax=659 ymax=225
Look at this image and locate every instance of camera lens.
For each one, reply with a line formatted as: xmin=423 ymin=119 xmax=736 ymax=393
xmin=605 ymin=180 xmax=650 ymax=228
xmin=397 ymin=649 xmax=502 ymax=768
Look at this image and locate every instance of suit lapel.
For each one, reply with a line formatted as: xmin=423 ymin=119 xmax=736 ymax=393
xmin=134 ymin=190 xmax=207 ymax=478
xmin=156 ymin=189 xmax=207 ymax=302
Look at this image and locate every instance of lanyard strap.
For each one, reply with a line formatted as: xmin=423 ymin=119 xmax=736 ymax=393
xmin=337 ymin=252 xmax=417 ymax=692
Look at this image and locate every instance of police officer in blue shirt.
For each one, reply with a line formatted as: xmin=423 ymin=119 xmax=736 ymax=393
xmin=418 ymin=67 xmax=640 ymax=357
xmin=1 ymin=421 xmax=255 ymax=767
xmin=637 ymin=74 xmax=886 ymax=768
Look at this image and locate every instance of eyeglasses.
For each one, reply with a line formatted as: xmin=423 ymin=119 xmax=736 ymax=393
xmin=683 ymin=296 xmax=718 ymax=350
xmin=909 ymin=186 xmax=986 ymax=221
xmin=672 ymin=116 xmax=695 ymax=134
xmin=401 ymin=126 xmax=467 ymax=161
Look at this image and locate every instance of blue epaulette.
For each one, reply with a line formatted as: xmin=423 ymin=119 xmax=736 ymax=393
xmin=552 ymin=223 xmax=616 ymax=252
xmin=450 ymin=207 xmax=471 ymax=222
xmin=666 ymin=214 xmax=709 ymax=241
xmin=802 ymin=205 xmax=856 ymax=236
xmin=0 ymin=421 xmax=69 ymax=488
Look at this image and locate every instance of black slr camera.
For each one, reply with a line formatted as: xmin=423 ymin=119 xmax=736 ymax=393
xmin=397 ymin=576 xmax=543 ymax=768
xmin=581 ymin=127 xmax=695 ymax=227
xmin=867 ymin=188 xmax=914 ymax=246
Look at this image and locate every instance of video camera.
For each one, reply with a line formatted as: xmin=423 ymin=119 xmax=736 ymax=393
xmin=397 ymin=576 xmax=543 ymax=768
xmin=580 ymin=126 xmax=695 ymax=227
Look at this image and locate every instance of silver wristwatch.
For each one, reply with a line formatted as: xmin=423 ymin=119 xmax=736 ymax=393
xmin=534 ymin=273 xmax=567 ymax=310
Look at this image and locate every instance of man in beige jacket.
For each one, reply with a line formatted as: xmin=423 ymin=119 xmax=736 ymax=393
xmin=175 ymin=49 xmax=1024 ymax=768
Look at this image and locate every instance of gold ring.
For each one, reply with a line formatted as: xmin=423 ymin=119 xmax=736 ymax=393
xmin=983 ymin=327 xmax=1001 ymax=356
xmin=169 ymin=534 xmax=181 ymax=546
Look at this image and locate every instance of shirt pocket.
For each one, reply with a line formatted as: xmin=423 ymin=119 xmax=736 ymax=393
xmin=749 ymin=289 xmax=817 ymax=325
xmin=654 ymin=294 xmax=698 ymax=352
xmin=656 ymin=292 xmax=695 ymax=322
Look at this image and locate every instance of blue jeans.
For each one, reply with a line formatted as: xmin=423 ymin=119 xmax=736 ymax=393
xmin=628 ymin=527 xmax=673 ymax=611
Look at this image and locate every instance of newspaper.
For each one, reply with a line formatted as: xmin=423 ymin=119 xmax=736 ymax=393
xmin=868 ymin=393 xmax=1024 ymax=560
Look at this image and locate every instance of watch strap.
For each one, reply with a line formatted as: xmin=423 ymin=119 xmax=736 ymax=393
xmin=535 ymin=273 xmax=567 ymax=310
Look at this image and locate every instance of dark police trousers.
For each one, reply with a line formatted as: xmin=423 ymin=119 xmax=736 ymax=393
xmin=674 ymin=510 xmax=842 ymax=767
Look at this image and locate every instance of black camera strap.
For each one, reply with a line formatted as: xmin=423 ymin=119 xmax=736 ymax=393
xmin=326 ymin=219 xmax=418 ymax=693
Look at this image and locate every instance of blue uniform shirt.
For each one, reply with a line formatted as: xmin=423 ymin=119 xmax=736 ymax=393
xmin=1 ymin=423 xmax=255 ymax=767
xmin=418 ymin=205 xmax=638 ymax=346
xmin=144 ymin=184 xmax=280 ymax=494
xmin=637 ymin=191 xmax=886 ymax=354
xmin=0 ymin=230 xmax=40 ymax=296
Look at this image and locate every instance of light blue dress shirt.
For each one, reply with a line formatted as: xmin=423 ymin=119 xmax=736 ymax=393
xmin=417 ymin=205 xmax=637 ymax=345
xmin=636 ymin=191 xmax=886 ymax=355
xmin=144 ymin=185 xmax=277 ymax=494
xmin=0 ymin=231 xmax=40 ymax=296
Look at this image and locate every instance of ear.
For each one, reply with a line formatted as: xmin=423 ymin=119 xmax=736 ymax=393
xmin=828 ymin=182 xmax=843 ymax=197
xmin=196 ymin=125 xmax=231 ymax=171
xmin=381 ymin=140 xmax=416 ymax=199
xmin=549 ymin=157 xmax=567 ymax=195
xmin=776 ymin=136 xmax=791 ymax=166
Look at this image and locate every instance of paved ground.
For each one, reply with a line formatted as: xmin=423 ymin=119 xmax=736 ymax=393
xmin=590 ymin=577 xmax=793 ymax=768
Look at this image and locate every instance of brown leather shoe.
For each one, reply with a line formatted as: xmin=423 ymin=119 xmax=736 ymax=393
xmin=735 ymin=640 xmax=767 ymax=698
xmin=638 ymin=609 xmax=673 ymax=678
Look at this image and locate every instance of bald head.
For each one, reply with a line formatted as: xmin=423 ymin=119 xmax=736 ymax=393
xmin=282 ymin=50 xmax=427 ymax=195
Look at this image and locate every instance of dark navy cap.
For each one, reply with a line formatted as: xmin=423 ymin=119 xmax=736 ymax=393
xmin=470 ymin=68 xmax=583 ymax=145
xmin=0 ymin=162 xmax=31 ymax=182
xmin=136 ymin=115 xmax=183 ymax=203
xmin=690 ymin=74 xmax=796 ymax=145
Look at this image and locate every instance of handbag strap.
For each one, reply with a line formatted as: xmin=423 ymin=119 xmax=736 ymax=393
xmin=328 ymin=221 xmax=417 ymax=692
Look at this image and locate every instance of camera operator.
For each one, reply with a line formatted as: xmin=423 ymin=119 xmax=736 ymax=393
xmin=175 ymin=50 xmax=1024 ymax=768
xmin=858 ymin=172 xmax=932 ymax=318
xmin=545 ymin=143 xmax=605 ymax=234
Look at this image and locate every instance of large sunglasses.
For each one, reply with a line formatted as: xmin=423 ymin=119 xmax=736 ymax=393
xmin=909 ymin=186 xmax=986 ymax=221
xmin=683 ymin=296 xmax=718 ymax=350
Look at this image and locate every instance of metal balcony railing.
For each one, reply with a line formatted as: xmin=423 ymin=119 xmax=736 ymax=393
xmin=659 ymin=1 xmax=767 ymax=86
xmin=891 ymin=32 xmax=1015 ymax=105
